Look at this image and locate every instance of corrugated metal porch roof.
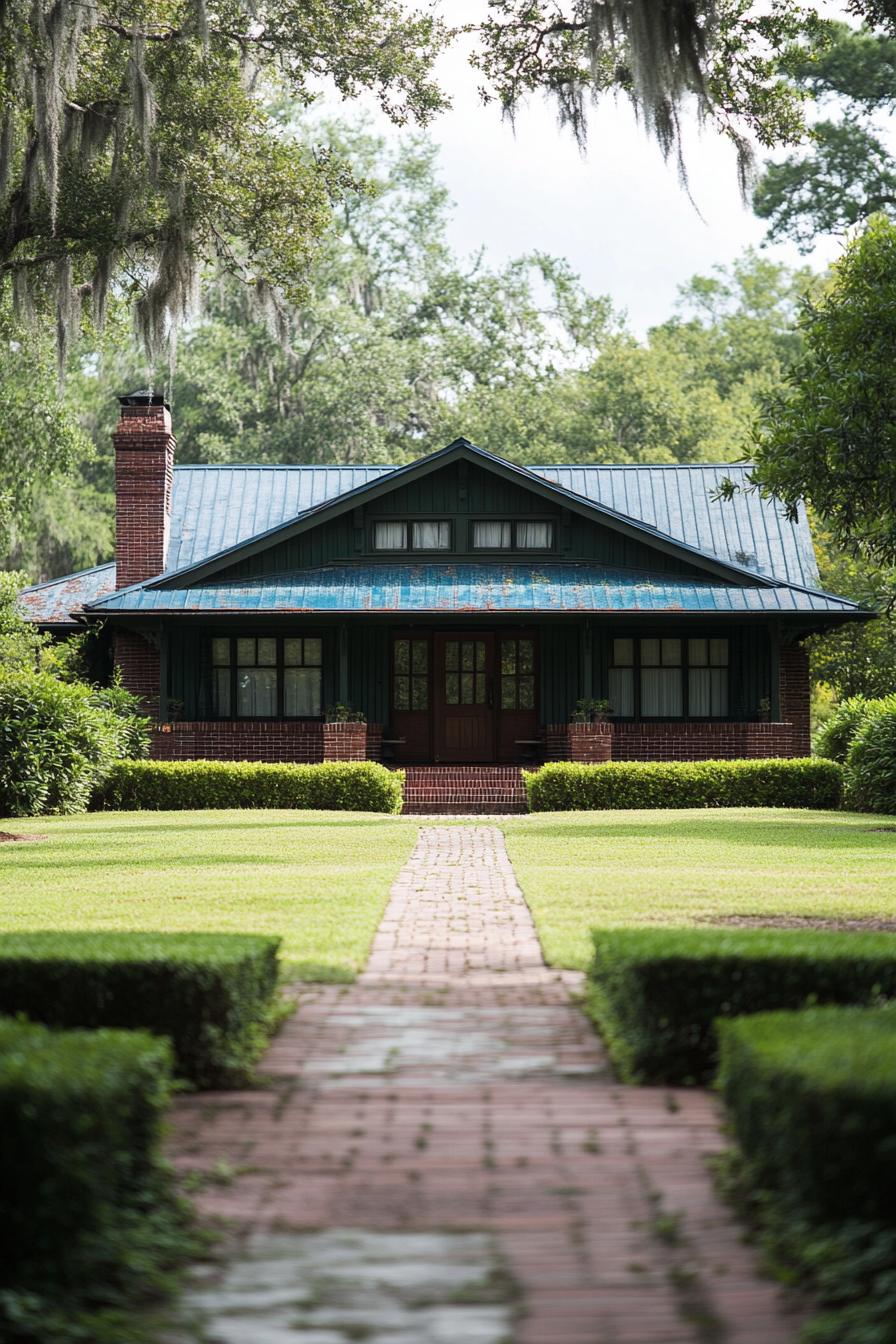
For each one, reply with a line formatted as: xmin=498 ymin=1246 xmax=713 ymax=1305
xmin=88 ymin=563 xmax=861 ymax=616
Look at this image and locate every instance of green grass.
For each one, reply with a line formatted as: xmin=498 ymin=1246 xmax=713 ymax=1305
xmin=501 ymin=808 xmax=896 ymax=972
xmin=0 ymin=810 xmax=418 ymax=980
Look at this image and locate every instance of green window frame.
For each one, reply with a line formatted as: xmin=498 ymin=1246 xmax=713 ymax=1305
xmin=210 ymin=635 xmax=323 ymax=719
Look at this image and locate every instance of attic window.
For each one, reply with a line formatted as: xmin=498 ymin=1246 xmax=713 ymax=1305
xmin=373 ymin=521 xmax=451 ymax=551
xmin=471 ymin=521 xmax=554 ymax=550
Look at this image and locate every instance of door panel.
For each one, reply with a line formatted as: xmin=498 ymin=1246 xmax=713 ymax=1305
xmin=497 ymin=631 xmax=539 ymax=761
xmin=435 ymin=634 xmax=495 ymax=762
xmin=390 ymin=632 xmax=431 ymax=762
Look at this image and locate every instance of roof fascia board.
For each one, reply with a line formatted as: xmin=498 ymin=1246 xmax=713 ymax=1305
xmin=135 ymin=440 xmax=777 ymax=592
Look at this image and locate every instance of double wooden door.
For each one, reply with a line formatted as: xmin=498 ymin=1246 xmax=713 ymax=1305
xmin=390 ymin=629 xmax=538 ymax=763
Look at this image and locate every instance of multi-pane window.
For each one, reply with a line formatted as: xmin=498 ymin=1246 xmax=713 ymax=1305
xmin=284 ymin=637 xmax=322 ymax=717
xmin=688 ymin=638 xmax=729 ymax=716
xmin=373 ymin=521 xmax=451 ymax=551
xmin=211 ymin=636 xmax=322 ymax=718
xmin=237 ymin=637 xmax=277 ymax=717
xmin=608 ymin=638 xmax=635 ymax=718
xmin=444 ymin=639 xmax=487 ymax=705
xmin=393 ymin=638 xmax=429 ymax=711
xmin=212 ymin=638 xmax=232 ymax=717
xmin=500 ymin=638 xmax=535 ymax=710
xmin=608 ymin=637 xmax=729 ymax=719
xmin=471 ymin=520 xmax=554 ymax=550
xmin=640 ymin=638 xmax=683 ymax=717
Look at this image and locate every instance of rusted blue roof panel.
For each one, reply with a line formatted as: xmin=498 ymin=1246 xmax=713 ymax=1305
xmin=89 ymin=563 xmax=859 ymax=616
xmin=18 ymin=563 xmax=116 ymax=625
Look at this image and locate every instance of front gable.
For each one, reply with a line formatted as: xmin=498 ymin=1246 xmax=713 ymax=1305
xmin=144 ymin=440 xmax=775 ymax=594
xmin=206 ymin=458 xmax=716 ymax=583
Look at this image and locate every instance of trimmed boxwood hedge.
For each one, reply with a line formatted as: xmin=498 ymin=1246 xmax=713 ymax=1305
xmin=95 ymin=758 xmax=404 ymax=813
xmin=587 ymin=926 xmax=896 ymax=1083
xmin=524 ymin=758 xmax=842 ymax=812
xmin=0 ymin=931 xmax=281 ymax=1087
xmin=718 ymin=1005 xmax=896 ymax=1223
xmin=0 ymin=1018 xmax=179 ymax=1302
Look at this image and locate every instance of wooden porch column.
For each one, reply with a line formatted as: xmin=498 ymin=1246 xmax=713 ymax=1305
xmin=769 ymin=624 xmax=781 ymax=721
xmin=338 ymin=623 xmax=349 ymax=704
xmin=158 ymin=622 xmax=169 ymax=723
xmin=581 ymin=618 xmax=593 ymax=702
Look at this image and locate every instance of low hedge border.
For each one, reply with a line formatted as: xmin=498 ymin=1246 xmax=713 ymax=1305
xmin=0 ymin=931 xmax=281 ymax=1088
xmin=718 ymin=1004 xmax=896 ymax=1223
xmin=0 ymin=1018 xmax=185 ymax=1321
xmin=717 ymin=1006 xmax=896 ymax=1344
xmin=95 ymin=758 xmax=404 ymax=813
xmin=525 ymin=758 xmax=843 ymax=811
xmin=587 ymin=926 xmax=896 ymax=1084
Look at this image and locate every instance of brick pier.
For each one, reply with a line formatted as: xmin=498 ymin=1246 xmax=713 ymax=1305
xmin=168 ymin=827 xmax=803 ymax=1343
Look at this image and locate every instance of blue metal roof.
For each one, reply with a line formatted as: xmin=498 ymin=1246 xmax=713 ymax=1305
xmin=166 ymin=461 xmax=817 ymax=586
xmin=88 ymin=563 xmax=861 ymax=617
xmin=18 ymin=563 xmax=116 ymax=626
xmin=167 ymin=465 xmax=394 ymax=571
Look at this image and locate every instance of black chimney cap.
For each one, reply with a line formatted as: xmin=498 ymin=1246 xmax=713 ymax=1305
xmin=117 ymin=389 xmax=170 ymax=409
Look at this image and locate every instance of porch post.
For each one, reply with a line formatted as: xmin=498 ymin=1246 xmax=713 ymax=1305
xmin=338 ymin=623 xmax=349 ymax=704
xmin=158 ymin=621 xmax=169 ymax=723
xmin=769 ymin=623 xmax=781 ymax=721
xmin=582 ymin=618 xmax=593 ymax=701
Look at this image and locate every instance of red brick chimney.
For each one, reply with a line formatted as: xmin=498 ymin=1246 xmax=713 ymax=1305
xmin=114 ymin=390 xmax=175 ymax=588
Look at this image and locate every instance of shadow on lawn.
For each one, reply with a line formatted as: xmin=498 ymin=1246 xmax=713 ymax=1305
xmin=512 ymin=818 xmax=896 ymax=852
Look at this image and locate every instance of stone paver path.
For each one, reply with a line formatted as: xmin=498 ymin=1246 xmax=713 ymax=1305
xmin=168 ymin=827 xmax=803 ymax=1344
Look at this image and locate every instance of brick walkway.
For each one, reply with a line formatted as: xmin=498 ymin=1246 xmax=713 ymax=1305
xmin=168 ymin=826 xmax=803 ymax=1344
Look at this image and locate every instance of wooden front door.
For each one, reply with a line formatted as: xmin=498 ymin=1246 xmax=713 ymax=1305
xmin=434 ymin=633 xmax=495 ymax=762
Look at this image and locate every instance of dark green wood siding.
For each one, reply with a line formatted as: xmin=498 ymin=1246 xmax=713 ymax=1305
xmin=207 ymin=461 xmax=711 ymax=580
xmin=167 ymin=616 xmax=771 ymax=727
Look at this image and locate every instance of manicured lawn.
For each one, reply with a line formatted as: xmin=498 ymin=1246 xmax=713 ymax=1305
xmin=0 ymin=811 xmax=417 ymax=980
xmin=501 ymin=809 xmax=896 ymax=972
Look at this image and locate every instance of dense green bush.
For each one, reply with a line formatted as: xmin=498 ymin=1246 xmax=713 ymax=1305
xmin=587 ymin=926 xmax=896 ymax=1083
xmin=844 ymin=706 xmax=896 ymax=815
xmin=0 ymin=932 xmax=281 ymax=1087
xmin=97 ymin=758 xmax=404 ymax=813
xmin=0 ymin=1018 xmax=182 ymax=1316
xmin=718 ymin=1005 xmax=896 ymax=1223
xmin=0 ymin=670 xmax=136 ymax=817
xmin=525 ymin=758 xmax=842 ymax=812
xmin=814 ymin=694 xmax=896 ymax=763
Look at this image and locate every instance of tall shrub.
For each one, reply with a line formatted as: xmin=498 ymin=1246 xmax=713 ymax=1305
xmin=845 ymin=705 xmax=896 ymax=814
xmin=814 ymin=694 xmax=896 ymax=763
xmin=0 ymin=671 xmax=128 ymax=817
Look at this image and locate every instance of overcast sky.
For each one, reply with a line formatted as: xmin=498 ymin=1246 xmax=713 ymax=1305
xmin=335 ymin=1 xmax=851 ymax=334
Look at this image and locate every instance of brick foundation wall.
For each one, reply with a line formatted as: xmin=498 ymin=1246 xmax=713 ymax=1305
xmin=115 ymin=631 xmax=160 ymax=706
xmin=151 ymin=721 xmax=325 ymax=762
xmin=779 ymin=643 xmax=811 ymax=756
xmin=114 ymin=400 xmax=175 ymax=589
xmin=148 ymin=720 xmax=385 ymax=764
xmin=612 ymin=720 xmax=800 ymax=761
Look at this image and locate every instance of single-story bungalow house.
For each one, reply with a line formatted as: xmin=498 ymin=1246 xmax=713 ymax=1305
xmin=21 ymin=391 xmax=870 ymax=809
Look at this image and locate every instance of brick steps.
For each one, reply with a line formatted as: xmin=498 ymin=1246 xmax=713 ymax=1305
xmin=400 ymin=766 xmax=528 ymax=815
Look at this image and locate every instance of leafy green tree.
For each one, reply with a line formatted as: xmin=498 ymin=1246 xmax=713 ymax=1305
xmin=0 ymin=300 xmax=92 ymax=556
xmin=754 ymin=21 xmax=896 ymax=248
xmin=808 ymin=525 xmax=896 ymax=699
xmin=0 ymin=0 xmax=448 ymax=364
xmin=747 ymin=215 xmax=896 ymax=571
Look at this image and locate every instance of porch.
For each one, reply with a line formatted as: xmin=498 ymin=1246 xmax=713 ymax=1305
xmin=132 ymin=615 xmax=810 ymax=768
